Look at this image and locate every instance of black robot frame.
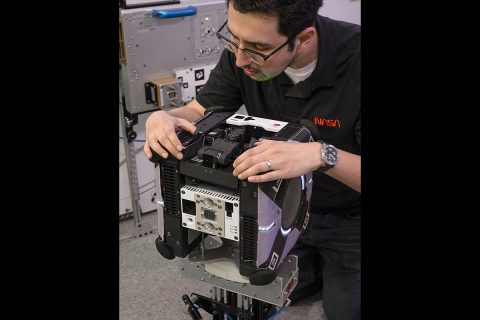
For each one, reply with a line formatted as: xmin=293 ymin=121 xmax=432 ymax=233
xmin=150 ymin=107 xmax=316 ymax=319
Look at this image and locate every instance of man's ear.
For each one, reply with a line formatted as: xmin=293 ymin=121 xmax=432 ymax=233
xmin=295 ymin=26 xmax=316 ymax=49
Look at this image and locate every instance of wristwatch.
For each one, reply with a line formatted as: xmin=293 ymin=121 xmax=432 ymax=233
xmin=316 ymin=141 xmax=339 ymax=173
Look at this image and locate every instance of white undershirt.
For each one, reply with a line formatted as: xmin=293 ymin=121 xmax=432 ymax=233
xmin=284 ymin=59 xmax=318 ymax=85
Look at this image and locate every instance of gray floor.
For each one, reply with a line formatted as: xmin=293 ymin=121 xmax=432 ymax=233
xmin=120 ymin=213 xmax=324 ymax=320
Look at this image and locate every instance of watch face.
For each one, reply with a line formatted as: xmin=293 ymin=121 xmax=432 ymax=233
xmin=324 ymin=145 xmax=338 ymax=166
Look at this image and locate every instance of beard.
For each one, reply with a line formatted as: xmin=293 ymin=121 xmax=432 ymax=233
xmin=244 ymin=53 xmax=298 ymax=82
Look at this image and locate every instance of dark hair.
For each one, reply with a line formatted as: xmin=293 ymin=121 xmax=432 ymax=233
xmin=226 ymin=0 xmax=323 ymax=50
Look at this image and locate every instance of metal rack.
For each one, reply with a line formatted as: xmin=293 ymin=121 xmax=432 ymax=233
xmin=119 ymin=101 xmax=158 ymax=240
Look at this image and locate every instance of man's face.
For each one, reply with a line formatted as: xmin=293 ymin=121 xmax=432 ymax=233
xmin=227 ymin=3 xmax=297 ymax=81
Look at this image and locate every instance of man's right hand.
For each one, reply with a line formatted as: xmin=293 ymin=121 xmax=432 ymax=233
xmin=143 ymin=110 xmax=197 ymax=160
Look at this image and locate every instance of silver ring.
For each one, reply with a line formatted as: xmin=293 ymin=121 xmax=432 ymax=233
xmin=266 ymin=160 xmax=272 ymax=171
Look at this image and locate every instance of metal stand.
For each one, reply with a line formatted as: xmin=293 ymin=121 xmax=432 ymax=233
xmin=119 ymin=98 xmax=157 ymax=240
xmin=182 ymin=290 xmax=277 ymax=320
xmin=179 ymin=237 xmax=298 ymax=319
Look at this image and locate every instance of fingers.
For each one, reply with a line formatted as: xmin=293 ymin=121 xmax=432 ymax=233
xmin=164 ymin=127 xmax=184 ymax=153
xmin=145 ymin=134 xmax=168 ymax=159
xmin=233 ymin=152 xmax=268 ymax=177
xmin=163 ymin=119 xmax=197 ymax=155
xmin=143 ymin=141 xmax=152 ymax=159
xmin=233 ymin=143 xmax=269 ymax=169
xmin=247 ymin=170 xmax=284 ymax=183
xmin=144 ymin=111 xmax=192 ymax=160
xmin=177 ymin=118 xmax=197 ymax=134
xmin=233 ymin=141 xmax=279 ymax=179
xmin=236 ymin=160 xmax=271 ymax=180
xmin=158 ymin=130 xmax=183 ymax=159
xmin=145 ymin=126 xmax=181 ymax=159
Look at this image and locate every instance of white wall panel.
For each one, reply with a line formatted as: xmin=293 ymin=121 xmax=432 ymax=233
xmin=320 ymin=0 xmax=361 ymax=25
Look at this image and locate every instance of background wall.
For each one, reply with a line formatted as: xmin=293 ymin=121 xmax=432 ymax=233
xmin=320 ymin=0 xmax=361 ymax=25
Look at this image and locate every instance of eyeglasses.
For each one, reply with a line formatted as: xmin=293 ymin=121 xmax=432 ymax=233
xmin=215 ymin=20 xmax=293 ymax=66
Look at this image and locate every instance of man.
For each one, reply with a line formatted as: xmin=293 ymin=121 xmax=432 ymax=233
xmin=144 ymin=1 xmax=360 ymax=319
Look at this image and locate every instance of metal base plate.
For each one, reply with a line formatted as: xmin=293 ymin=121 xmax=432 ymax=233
xmin=179 ymin=249 xmax=298 ymax=306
